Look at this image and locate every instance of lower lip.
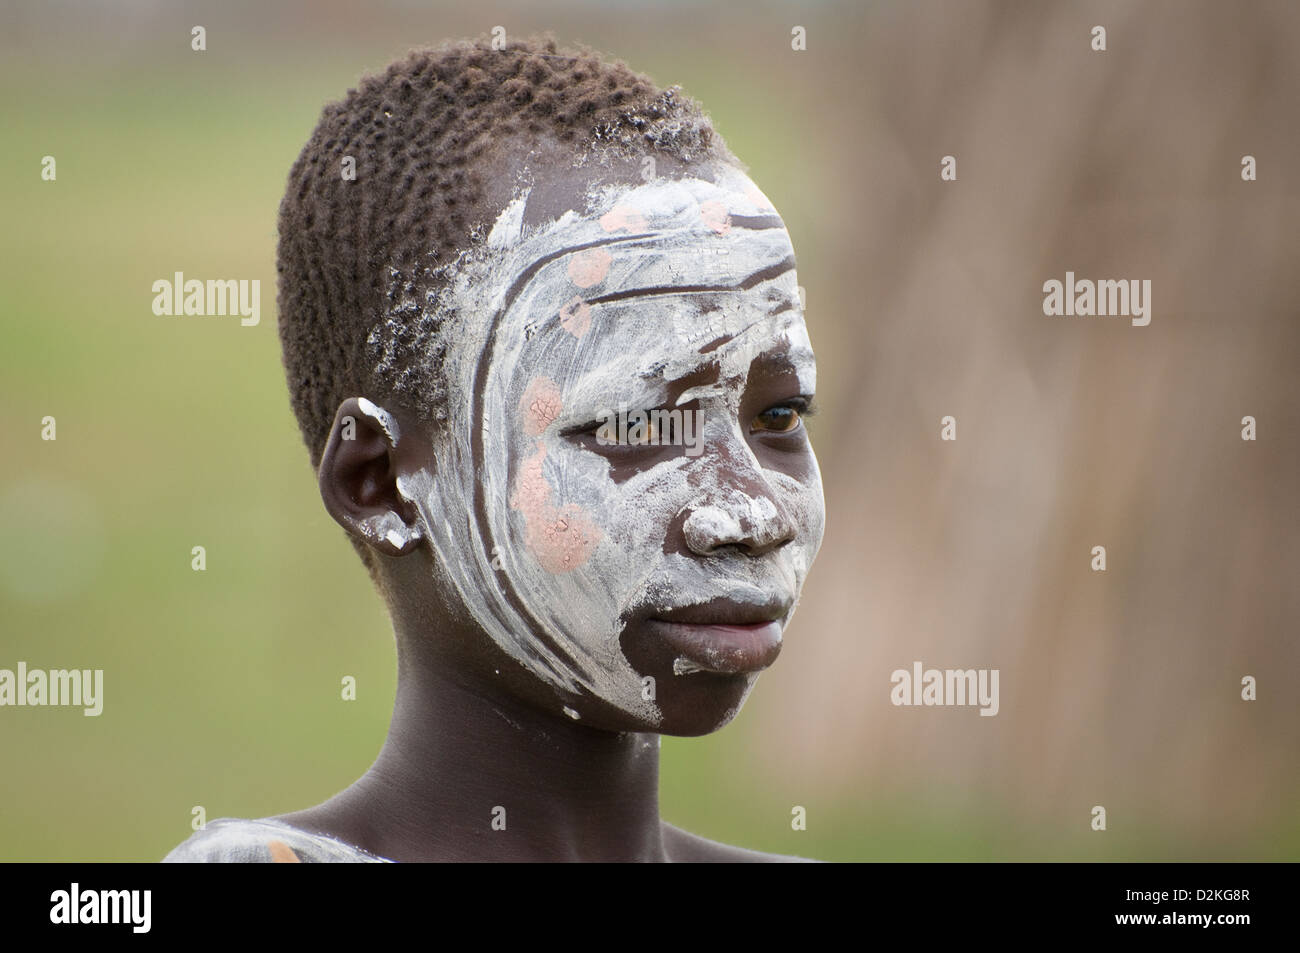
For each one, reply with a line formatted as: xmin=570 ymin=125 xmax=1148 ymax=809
xmin=649 ymin=620 xmax=783 ymax=675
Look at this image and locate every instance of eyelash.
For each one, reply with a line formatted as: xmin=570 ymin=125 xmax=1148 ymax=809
xmin=752 ymin=396 xmax=818 ymax=435
xmin=561 ymin=396 xmax=818 ymax=439
xmin=775 ymin=396 xmax=818 ymax=419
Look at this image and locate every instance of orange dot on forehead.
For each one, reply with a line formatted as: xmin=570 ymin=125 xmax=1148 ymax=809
xmin=699 ymin=199 xmax=731 ymax=235
xmin=567 ymin=247 xmax=612 ymax=288
xmin=599 ymin=204 xmax=648 ymax=233
xmin=558 ymin=296 xmax=592 ymax=338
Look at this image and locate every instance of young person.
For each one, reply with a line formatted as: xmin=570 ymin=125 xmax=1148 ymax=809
xmin=164 ymin=34 xmax=825 ymax=862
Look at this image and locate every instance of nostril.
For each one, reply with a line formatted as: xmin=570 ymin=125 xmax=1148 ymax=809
xmin=682 ymin=505 xmax=743 ymax=556
xmin=682 ymin=495 xmax=795 ymax=556
xmin=745 ymin=522 xmax=796 ymax=557
xmin=760 ymin=521 xmax=797 ymax=554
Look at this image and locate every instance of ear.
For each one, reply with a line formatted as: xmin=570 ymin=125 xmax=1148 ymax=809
xmin=317 ymin=397 xmax=423 ymax=557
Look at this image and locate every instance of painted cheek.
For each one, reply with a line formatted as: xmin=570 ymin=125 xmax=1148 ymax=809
xmin=509 ymin=445 xmax=603 ymax=574
xmin=797 ymin=482 xmax=827 ymax=568
xmin=765 ymin=467 xmax=824 ymax=546
xmin=520 ymin=376 xmax=562 ymax=436
xmin=510 ymin=377 xmax=602 ymax=573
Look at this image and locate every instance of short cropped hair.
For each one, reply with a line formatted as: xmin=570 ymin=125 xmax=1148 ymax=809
xmin=276 ymin=34 xmax=737 ymax=471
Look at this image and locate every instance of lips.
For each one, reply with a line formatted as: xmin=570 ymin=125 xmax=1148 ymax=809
xmin=647 ymin=597 xmax=790 ymax=675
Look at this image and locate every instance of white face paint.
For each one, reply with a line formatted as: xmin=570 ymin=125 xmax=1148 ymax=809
xmin=393 ymin=165 xmax=825 ymax=726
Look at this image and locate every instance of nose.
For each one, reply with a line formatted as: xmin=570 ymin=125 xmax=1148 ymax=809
xmin=681 ymin=456 xmax=796 ymax=558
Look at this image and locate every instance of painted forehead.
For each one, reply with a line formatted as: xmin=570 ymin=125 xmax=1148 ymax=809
xmin=466 ymin=169 xmax=812 ymax=396
xmin=559 ymin=308 xmax=816 ymax=410
xmin=564 ymin=284 xmax=812 ymax=375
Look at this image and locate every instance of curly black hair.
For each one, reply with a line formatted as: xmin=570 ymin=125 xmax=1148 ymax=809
xmin=276 ymin=33 xmax=736 ymax=473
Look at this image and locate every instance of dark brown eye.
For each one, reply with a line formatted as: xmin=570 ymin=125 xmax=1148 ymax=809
xmin=751 ymin=405 xmax=801 ymax=433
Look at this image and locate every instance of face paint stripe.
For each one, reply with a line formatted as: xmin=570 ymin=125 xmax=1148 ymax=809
xmin=582 ymin=258 xmax=797 ymax=306
xmin=737 ymin=256 xmax=797 ymax=291
xmin=723 ymin=214 xmax=786 ymax=229
xmin=502 ymin=219 xmax=787 ymax=310
xmin=465 ymin=239 xmax=662 ymax=676
xmin=585 ymin=283 xmax=743 ymax=306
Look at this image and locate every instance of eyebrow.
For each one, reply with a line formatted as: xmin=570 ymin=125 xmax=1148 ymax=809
xmin=749 ymin=345 xmax=816 ymax=377
xmin=696 ymin=291 xmax=804 ymax=354
xmin=640 ymin=333 xmax=815 ymax=389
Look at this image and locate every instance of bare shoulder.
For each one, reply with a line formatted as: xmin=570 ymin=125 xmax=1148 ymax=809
xmin=661 ymin=821 xmax=821 ymax=863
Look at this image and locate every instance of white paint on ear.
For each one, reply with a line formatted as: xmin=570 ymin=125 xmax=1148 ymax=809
xmin=364 ymin=509 xmax=418 ymax=551
xmin=356 ymin=397 xmax=400 ymax=443
xmin=393 ymin=471 xmax=430 ymax=511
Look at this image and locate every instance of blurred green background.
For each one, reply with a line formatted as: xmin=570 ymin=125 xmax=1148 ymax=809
xmin=2 ymin=0 xmax=1297 ymax=861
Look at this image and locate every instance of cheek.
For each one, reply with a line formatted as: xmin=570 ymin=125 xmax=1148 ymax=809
xmin=506 ymin=443 xmax=695 ymax=603
xmin=508 ymin=443 xmax=603 ymax=574
xmin=536 ymin=449 xmax=685 ymax=545
xmin=505 ymin=377 xmax=606 ymax=575
xmin=768 ymin=463 xmax=826 ymax=564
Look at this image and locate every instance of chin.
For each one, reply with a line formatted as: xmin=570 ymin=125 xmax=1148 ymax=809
xmin=642 ymin=670 xmax=760 ymax=737
xmin=604 ymin=620 xmax=772 ymax=735
xmin=559 ymin=669 xmax=761 ymax=736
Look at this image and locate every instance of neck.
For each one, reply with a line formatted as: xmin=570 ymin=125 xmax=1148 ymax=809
xmin=341 ymin=647 xmax=667 ymax=862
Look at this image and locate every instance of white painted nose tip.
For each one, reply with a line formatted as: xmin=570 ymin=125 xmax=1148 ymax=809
xmin=682 ymin=498 xmax=792 ymax=555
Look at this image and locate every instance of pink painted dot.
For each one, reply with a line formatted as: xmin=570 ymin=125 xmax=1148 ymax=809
xmin=599 ymin=204 xmax=648 ymax=232
xmin=558 ymin=296 xmax=592 ymax=338
xmin=567 ymin=247 xmax=612 ymax=288
xmin=700 ymin=199 xmax=732 ymax=235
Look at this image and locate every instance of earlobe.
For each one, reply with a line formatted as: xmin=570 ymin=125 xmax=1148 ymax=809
xmin=318 ymin=397 xmax=425 ymax=557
